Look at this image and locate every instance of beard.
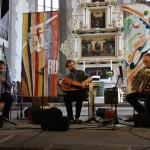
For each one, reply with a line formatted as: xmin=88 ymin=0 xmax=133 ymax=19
xmin=70 ymin=67 xmax=76 ymax=73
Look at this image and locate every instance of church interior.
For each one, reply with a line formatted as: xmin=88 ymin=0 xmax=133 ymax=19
xmin=0 ymin=0 xmax=150 ymax=149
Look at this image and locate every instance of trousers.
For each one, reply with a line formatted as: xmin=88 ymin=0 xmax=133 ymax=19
xmin=1 ymin=92 xmax=13 ymax=118
xmin=64 ymin=90 xmax=87 ymax=120
xmin=126 ymin=92 xmax=150 ymax=114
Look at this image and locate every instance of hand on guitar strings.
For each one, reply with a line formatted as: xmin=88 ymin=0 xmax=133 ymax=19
xmin=81 ymin=80 xmax=88 ymax=89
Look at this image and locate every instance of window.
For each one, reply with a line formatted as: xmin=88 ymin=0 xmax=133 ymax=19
xmin=38 ymin=0 xmax=59 ymax=12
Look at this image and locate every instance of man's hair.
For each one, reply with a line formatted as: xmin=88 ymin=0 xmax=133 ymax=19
xmin=65 ymin=60 xmax=75 ymax=67
xmin=143 ymin=53 xmax=150 ymax=58
xmin=0 ymin=60 xmax=5 ymax=65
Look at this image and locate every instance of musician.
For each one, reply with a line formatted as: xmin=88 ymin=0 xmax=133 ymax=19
xmin=63 ymin=60 xmax=92 ymax=124
xmin=125 ymin=53 xmax=150 ymax=121
xmin=0 ymin=60 xmax=13 ymax=119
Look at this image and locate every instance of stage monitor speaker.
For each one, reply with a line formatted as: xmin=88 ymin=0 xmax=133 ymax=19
xmin=134 ymin=114 xmax=150 ymax=127
xmin=41 ymin=116 xmax=70 ymax=131
xmin=24 ymin=107 xmax=63 ymax=124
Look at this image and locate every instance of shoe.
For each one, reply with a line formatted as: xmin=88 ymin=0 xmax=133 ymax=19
xmin=124 ymin=116 xmax=134 ymax=122
xmin=68 ymin=116 xmax=74 ymax=123
xmin=70 ymin=119 xmax=74 ymax=124
xmin=73 ymin=119 xmax=82 ymax=124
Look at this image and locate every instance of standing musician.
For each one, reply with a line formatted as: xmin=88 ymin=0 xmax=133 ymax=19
xmin=125 ymin=53 xmax=150 ymax=121
xmin=61 ymin=60 xmax=92 ymax=124
xmin=0 ymin=60 xmax=13 ymax=119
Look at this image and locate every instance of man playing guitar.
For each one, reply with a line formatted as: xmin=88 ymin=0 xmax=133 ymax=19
xmin=61 ymin=60 xmax=92 ymax=124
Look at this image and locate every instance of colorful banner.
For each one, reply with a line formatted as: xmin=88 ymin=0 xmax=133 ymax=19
xmin=21 ymin=11 xmax=59 ymax=97
xmin=123 ymin=3 xmax=150 ymax=93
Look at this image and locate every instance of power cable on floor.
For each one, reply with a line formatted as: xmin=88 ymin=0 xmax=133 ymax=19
xmin=128 ymin=127 xmax=150 ymax=150
xmin=0 ymin=127 xmax=41 ymax=130
xmin=129 ymin=127 xmax=150 ymax=141
xmin=141 ymin=147 xmax=150 ymax=150
xmin=20 ymin=130 xmax=44 ymax=150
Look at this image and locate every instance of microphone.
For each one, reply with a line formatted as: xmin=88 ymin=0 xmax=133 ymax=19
xmin=119 ymin=66 xmax=123 ymax=82
xmin=35 ymin=65 xmax=46 ymax=75
xmin=41 ymin=65 xmax=46 ymax=70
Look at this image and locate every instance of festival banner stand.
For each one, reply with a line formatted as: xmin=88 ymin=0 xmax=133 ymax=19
xmin=21 ymin=11 xmax=59 ymax=107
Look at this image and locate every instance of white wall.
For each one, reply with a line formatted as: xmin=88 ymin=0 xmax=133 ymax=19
xmin=13 ymin=0 xmax=29 ymax=81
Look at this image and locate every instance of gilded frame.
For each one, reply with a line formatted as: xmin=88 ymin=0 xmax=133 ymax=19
xmin=89 ymin=8 xmax=106 ymax=29
xmin=79 ymin=33 xmax=117 ymax=60
xmin=85 ymin=64 xmax=112 ymax=79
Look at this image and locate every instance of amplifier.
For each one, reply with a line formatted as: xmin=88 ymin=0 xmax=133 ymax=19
xmin=104 ymin=88 xmax=118 ymax=104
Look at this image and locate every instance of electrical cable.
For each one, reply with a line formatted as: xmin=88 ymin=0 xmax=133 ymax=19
xmin=128 ymin=127 xmax=150 ymax=150
xmin=20 ymin=130 xmax=44 ymax=150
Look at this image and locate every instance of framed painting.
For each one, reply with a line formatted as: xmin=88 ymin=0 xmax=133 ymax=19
xmin=90 ymin=8 xmax=106 ymax=29
xmin=85 ymin=65 xmax=111 ymax=79
xmin=92 ymin=0 xmax=106 ymax=2
xmin=79 ymin=33 xmax=117 ymax=60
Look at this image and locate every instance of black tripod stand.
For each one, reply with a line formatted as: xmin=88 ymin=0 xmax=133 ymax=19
xmin=0 ymin=115 xmax=17 ymax=127
xmin=112 ymin=75 xmax=133 ymax=130
xmin=16 ymin=81 xmax=24 ymax=120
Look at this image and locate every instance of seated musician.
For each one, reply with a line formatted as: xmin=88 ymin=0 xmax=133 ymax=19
xmin=61 ymin=60 xmax=92 ymax=124
xmin=0 ymin=60 xmax=13 ymax=119
xmin=125 ymin=53 xmax=150 ymax=121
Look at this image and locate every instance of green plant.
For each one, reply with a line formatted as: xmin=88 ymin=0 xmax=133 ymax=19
xmin=106 ymin=71 xmax=114 ymax=77
xmin=144 ymin=10 xmax=149 ymax=16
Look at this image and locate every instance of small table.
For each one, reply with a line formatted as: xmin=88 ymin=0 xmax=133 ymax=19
xmin=85 ymin=82 xmax=100 ymax=122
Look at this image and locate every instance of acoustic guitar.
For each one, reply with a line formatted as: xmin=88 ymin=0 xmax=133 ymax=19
xmin=61 ymin=77 xmax=88 ymax=92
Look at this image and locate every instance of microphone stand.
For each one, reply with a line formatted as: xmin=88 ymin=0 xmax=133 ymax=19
xmin=2 ymin=43 xmax=17 ymax=126
xmin=36 ymin=66 xmax=45 ymax=123
xmin=16 ymin=81 xmax=24 ymax=120
xmin=112 ymin=75 xmax=133 ymax=130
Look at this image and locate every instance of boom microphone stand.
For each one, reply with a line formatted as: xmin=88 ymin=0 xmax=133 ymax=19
xmin=36 ymin=66 xmax=45 ymax=129
xmin=2 ymin=43 xmax=17 ymax=126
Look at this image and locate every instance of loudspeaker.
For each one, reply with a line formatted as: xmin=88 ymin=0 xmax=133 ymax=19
xmin=134 ymin=114 xmax=150 ymax=127
xmin=43 ymin=107 xmax=63 ymax=117
xmin=104 ymin=88 xmax=118 ymax=104
xmin=41 ymin=116 xmax=70 ymax=131
xmin=24 ymin=107 xmax=63 ymax=124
